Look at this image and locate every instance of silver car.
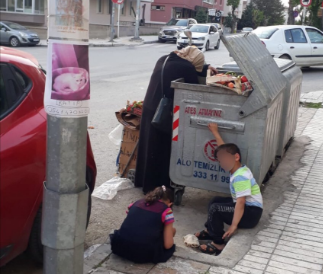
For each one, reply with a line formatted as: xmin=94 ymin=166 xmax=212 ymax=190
xmin=0 ymin=21 xmax=40 ymax=47
xmin=158 ymin=18 xmax=197 ymax=43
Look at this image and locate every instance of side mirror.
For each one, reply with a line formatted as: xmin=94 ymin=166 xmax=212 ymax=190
xmin=1 ymin=28 xmax=7 ymax=32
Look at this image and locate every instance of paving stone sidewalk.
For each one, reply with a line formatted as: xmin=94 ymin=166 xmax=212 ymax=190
xmin=300 ymin=90 xmax=323 ymax=107
xmin=84 ymin=107 xmax=323 ymax=274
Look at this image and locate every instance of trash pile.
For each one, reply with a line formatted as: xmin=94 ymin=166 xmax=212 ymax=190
xmin=206 ymin=70 xmax=253 ymax=95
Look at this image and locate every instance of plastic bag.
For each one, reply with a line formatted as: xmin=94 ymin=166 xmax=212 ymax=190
xmin=92 ymin=176 xmax=134 ymax=200
xmin=108 ymin=124 xmax=124 ymax=146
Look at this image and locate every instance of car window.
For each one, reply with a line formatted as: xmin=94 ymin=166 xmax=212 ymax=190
xmin=0 ymin=64 xmax=31 ymax=120
xmin=176 ymin=19 xmax=188 ymax=26
xmin=284 ymin=30 xmax=293 ymax=43
xmin=4 ymin=22 xmax=26 ymax=30
xmin=306 ymin=28 xmax=323 ymax=43
xmin=0 ymin=66 xmax=8 ymax=117
xmin=253 ymin=27 xmax=278 ymax=39
xmin=290 ymin=28 xmax=307 ymax=43
xmin=189 ymin=25 xmax=209 ymax=33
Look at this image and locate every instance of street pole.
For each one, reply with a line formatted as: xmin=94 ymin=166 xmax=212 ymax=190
xmin=42 ymin=0 xmax=90 ymax=272
xmin=134 ymin=0 xmax=141 ymax=39
xmin=118 ymin=4 xmax=121 ymax=38
xmin=302 ymin=7 xmax=306 ymax=25
xmin=110 ymin=2 xmax=116 ymax=41
xmin=42 ymin=117 xmax=88 ymax=274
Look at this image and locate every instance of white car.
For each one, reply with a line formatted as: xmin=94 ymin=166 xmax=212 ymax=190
xmin=241 ymin=27 xmax=253 ymax=33
xmin=177 ymin=24 xmax=220 ymax=51
xmin=253 ymin=25 xmax=323 ymax=67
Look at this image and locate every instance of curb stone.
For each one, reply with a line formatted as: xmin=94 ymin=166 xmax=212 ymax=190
xmin=38 ymin=40 xmax=159 ymax=48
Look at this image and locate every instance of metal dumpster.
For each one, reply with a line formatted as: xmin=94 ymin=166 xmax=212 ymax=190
xmin=217 ymin=58 xmax=302 ymax=157
xmin=169 ymin=34 xmax=288 ymax=204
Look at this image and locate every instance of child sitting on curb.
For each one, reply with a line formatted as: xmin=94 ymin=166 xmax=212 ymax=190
xmin=195 ymin=123 xmax=263 ymax=255
xmin=110 ymin=186 xmax=176 ymax=263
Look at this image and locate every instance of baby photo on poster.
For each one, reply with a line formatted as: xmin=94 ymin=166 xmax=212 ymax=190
xmin=51 ymin=43 xmax=90 ymax=101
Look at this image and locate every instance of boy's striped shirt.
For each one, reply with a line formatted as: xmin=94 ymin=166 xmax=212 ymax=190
xmin=230 ymin=166 xmax=263 ymax=208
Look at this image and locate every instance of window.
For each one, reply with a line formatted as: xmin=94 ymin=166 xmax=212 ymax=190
xmin=8 ymin=0 xmax=15 ymax=11
xmin=0 ymin=64 xmax=30 ymax=119
xmin=254 ymin=27 xmax=278 ymax=39
xmin=285 ymin=28 xmax=307 ymax=43
xmin=306 ymin=28 xmax=323 ymax=44
xmin=220 ymin=0 xmax=223 ymax=5
xmin=24 ymin=0 xmax=32 ymax=13
xmin=98 ymin=0 xmax=102 ymax=13
xmin=34 ymin=0 xmax=44 ymax=14
xmin=16 ymin=0 xmax=23 ymax=11
xmin=151 ymin=5 xmax=165 ymax=11
xmin=203 ymin=0 xmax=214 ymax=4
xmin=0 ymin=0 xmax=6 ymax=11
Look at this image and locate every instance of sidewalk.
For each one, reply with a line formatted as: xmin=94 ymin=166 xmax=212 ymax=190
xmin=38 ymin=35 xmax=159 ymax=47
xmin=84 ymin=91 xmax=323 ymax=274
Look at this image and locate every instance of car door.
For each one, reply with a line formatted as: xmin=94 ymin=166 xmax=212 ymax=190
xmin=305 ymin=28 xmax=323 ymax=65
xmin=0 ymin=23 xmax=10 ymax=44
xmin=0 ymin=62 xmax=46 ymax=256
xmin=284 ymin=28 xmax=312 ymax=66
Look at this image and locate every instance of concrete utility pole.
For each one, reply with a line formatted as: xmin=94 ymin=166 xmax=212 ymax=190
xmin=42 ymin=0 xmax=90 ymax=273
xmin=110 ymin=2 xmax=116 ymax=41
xmin=134 ymin=0 xmax=141 ymax=39
xmin=42 ymin=117 xmax=88 ymax=274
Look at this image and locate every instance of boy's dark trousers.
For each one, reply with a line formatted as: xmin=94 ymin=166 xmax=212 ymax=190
xmin=205 ymin=197 xmax=263 ymax=245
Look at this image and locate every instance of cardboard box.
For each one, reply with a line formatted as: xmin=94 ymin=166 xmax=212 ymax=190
xmin=118 ymin=128 xmax=139 ymax=178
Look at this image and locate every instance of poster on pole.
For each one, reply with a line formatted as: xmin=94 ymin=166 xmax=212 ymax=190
xmin=44 ymin=0 xmax=90 ymax=117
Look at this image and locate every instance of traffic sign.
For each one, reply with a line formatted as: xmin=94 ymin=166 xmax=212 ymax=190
xmin=112 ymin=0 xmax=124 ymax=4
xmin=208 ymin=9 xmax=216 ymax=16
xmin=300 ymin=0 xmax=311 ymax=7
xmin=293 ymin=10 xmax=299 ymax=17
xmin=321 ymin=1 xmax=323 ymax=9
xmin=215 ymin=11 xmax=222 ymax=17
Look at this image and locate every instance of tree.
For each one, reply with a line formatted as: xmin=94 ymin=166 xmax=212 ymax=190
xmin=224 ymin=12 xmax=234 ymax=28
xmin=238 ymin=2 xmax=254 ymax=29
xmin=227 ymin=0 xmax=240 ymax=33
xmin=287 ymin=0 xmax=300 ymax=24
xmin=253 ymin=0 xmax=285 ymax=26
xmin=238 ymin=2 xmax=264 ymax=29
xmin=308 ymin=0 xmax=322 ymax=29
xmin=195 ymin=8 xmax=207 ymax=23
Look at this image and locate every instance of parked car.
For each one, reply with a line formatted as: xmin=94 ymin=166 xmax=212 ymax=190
xmin=177 ymin=24 xmax=221 ymax=51
xmin=0 ymin=21 xmax=40 ymax=47
xmin=253 ymin=25 xmax=323 ymax=67
xmin=241 ymin=27 xmax=253 ymax=33
xmin=210 ymin=23 xmax=224 ymax=36
xmin=158 ymin=18 xmax=197 ymax=43
xmin=0 ymin=47 xmax=97 ymax=267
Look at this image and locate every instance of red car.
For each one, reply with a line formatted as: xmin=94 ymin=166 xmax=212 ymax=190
xmin=0 ymin=47 xmax=97 ymax=266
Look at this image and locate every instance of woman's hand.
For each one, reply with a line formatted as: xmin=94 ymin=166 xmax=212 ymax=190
xmin=222 ymin=225 xmax=237 ymax=239
xmin=208 ymin=65 xmax=218 ymax=76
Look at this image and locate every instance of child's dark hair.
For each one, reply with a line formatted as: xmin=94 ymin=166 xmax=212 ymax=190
xmin=145 ymin=186 xmax=174 ymax=204
xmin=215 ymin=143 xmax=242 ymax=163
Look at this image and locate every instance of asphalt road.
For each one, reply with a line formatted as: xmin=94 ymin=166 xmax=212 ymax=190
xmin=1 ymin=42 xmax=322 ymax=273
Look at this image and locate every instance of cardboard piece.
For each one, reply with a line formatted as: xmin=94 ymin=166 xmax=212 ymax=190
xmin=118 ymin=128 xmax=139 ymax=178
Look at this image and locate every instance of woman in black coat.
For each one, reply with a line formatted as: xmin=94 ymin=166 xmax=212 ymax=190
xmin=135 ymin=47 xmax=217 ymax=194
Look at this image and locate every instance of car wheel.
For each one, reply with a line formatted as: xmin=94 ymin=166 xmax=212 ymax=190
xmin=279 ymin=54 xmax=291 ymax=60
xmin=158 ymin=38 xmax=166 ymax=43
xmin=27 ymin=187 xmax=92 ymax=264
xmin=214 ymin=39 xmax=221 ymax=49
xmin=10 ymin=37 xmax=20 ymax=47
xmin=205 ymin=41 xmax=210 ymax=51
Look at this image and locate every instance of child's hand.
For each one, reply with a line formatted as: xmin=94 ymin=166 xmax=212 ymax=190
xmin=208 ymin=123 xmax=219 ymax=133
xmin=222 ymin=225 xmax=237 ymax=239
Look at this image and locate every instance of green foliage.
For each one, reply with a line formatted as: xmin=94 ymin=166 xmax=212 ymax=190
xmin=308 ymin=0 xmax=322 ymax=30
xmin=238 ymin=2 xmax=264 ymax=29
xmin=253 ymin=0 xmax=285 ymax=26
xmin=227 ymin=0 xmax=241 ymax=33
xmin=195 ymin=8 xmax=207 ymax=23
xmin=224 ymin=12 xmax=234 ymax=28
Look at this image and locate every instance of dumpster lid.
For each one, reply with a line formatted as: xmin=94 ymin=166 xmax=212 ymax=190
xmin=221 ymin=34 xmax=287 ymax=117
